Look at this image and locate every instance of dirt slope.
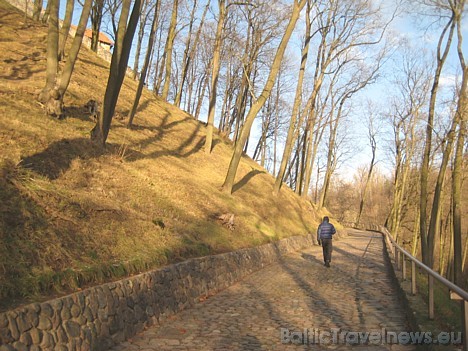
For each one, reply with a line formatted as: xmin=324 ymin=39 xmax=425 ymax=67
xmin=0 ymin=1 xmax=334 ymax=310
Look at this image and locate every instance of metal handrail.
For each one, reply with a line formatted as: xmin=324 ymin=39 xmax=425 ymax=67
xmin=376 ymin=225 xmax=468 ymax=351
xmin=381 ymin=226 xmax=468 ymax=301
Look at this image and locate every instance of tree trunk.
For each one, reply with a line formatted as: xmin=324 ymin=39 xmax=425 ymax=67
xmin=127 ymin=0 xmax=160 ymax=127
xmin=41 ymin=0 xmax=50 ymax=23
xmin=222 ymin=0 xmax=307 ymax=193
xmin=205 ymin=0 xmax=226 ymax=153
xmin=33 ymin=0 xmax=42 ymax=21
xmin=38 ymin=0 xmax=59 ymax=104
xmin=58 ymin=0 xmax=74 ymax=61
xmin=318 ymin=130 xmax=335 ymax=208
xmin=452 ymin=99 xmax=466 ymax=285
xmin=273 ymin=75 xmax=280 ymax=175
xmin=452 ymin=1 xmax=467 ymax=286
xmin=57 ymin=0 xmax=92 ymax=97
xmin=274 ymin=0 xmax=311 ymax=194
xmin=419 ymin=16 xmax=455 ymax=267
xmin=301 ymin=109 xmax=320 ymax=197
xmin=152 ymin=26 xmax=165 ymax=94
xmin=462 ymin=238 xmax=468 ymax=278
xmin=427 ymin=110 xmax=459 ymax=269
xmin=356 ymin=134 xmax=377 ymax=226
xmin=194 ymin=67 xmax=210 ymax=120
xmin=132 ymin=15 xmax=145 ymax=79
xmin=175 ymin=0 xmax=209 ymax=108
xmin=90 ymin=0 xmax=104 ymax=52
xmin=411 ymin=209 xmax=420 ymax=257
xmin=161 ymin=0 xmax=179 ymax=101
xmin=90 ymin=0 xmax=142 ymax=145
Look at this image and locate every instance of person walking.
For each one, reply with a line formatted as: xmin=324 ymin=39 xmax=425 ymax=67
xmin=317 ymin=216 xmax=336 ymax=267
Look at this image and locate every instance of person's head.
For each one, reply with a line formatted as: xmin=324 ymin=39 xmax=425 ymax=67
xmin=323 ymin=216 xmax=329 ymax=223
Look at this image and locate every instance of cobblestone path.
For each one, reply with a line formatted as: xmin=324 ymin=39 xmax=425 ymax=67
xmin=111 ymin=230 xmax=416 ymax=350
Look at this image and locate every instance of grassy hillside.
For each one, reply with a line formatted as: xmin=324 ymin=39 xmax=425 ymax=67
xmin=0 ymin=1 xmax=337 ymax=311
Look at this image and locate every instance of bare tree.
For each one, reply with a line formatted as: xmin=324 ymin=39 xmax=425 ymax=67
xmin=221 ymin=0 xmax=307 ymax=193
xmin=58 ymin=0 xmax=74 ymax=61
xmin=292 ymin=0 xmax=395 ymax=198
xmin=175 ymin=0 xmax=210 ymax=107
xmin=42 ymin=0 xmax=51 ymax=23
xmin=451 ymin=0 xmax=467 ymax=286
xmin=161 ymin=0 xmax=179 ymax=100
xmin=356 ymin=105 xmax=379 ymax=227
xmin=90 ymin=0 xmax=106 ymax=52
xmin=57 ymin=0 xmax=93 ymax=96
xmin=38 ymin=0 xmax=59 ymax=104
xmin=418 ymin=0 xmax=457 ymax=267
xmin=33 ymin=0 xmax=43 ymax=21
xmin=38 ymin=0 xmax=92 ymax=116
xmin=205 ymin=0 xmax=227 ymax=153
xmin=91 ymin=0 xmax=142 ymax=145
xmin=273 ymin=0 xmax=313 ymax=194
xmin=132 ymin=0 xmax=156 ymax=79
xmin=127 ymin=0 xmax=161 ymax=127
xmin=385 ymin=44 xmax=431 ymax=243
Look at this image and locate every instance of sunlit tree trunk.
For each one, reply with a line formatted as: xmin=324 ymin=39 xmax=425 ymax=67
xmin=419 ymin=14 xmax=455 ymax=267
xmin=91 ymin=0 xmax=142 ymax=145
xmin=175 ymin=0 xmax=209 ymax=108
xmin=205 ymin=0 xmax=226 ymax=154
xmin=274 ymin=0 xmax=312 ymax=194
xmin=58 ymin=0 xmax=74 ymax=61
xmin=152 ymin=25 xmax=165 ymax=94
xmin=90 ymin=0 xmax=104 ymax=52
xmin=38 ymin=0 xmax=59 ymax=104
xmin=194 ymin=67 xmax=210 ymax=120
xmin=132 ymin=0 xmax=150 ymax=80
xmin=127 ymin=0 xmax=160 ymax=127
xmin=41 ymin=0 xmax=50 ymax=23
xmin=452 ymin=2 xmax=467 ymax=285
xmin=440 ymin=209 xmax=451 ymax=277
xmin=356 ymin=129 xmax=377 ymax=227
xmin=411 ymin=209 xmax=420 ymax=257
xmin=57 ymin=0 xmax=92 ymax=96
xmin=161 ymin=0 xmax=179 ymax=100
xmin=33 ymin=0 xmax=42 ymax=21
xmin=318 ymin=106 xmax=339 ymax=209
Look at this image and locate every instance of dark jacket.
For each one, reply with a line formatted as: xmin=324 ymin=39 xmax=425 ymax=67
xmin=317 ymin=221 xmax=336 ymax=240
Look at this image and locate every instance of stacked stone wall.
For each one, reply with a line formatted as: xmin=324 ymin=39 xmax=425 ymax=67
xmin=0 ymin=234 xmax=314 ymax=351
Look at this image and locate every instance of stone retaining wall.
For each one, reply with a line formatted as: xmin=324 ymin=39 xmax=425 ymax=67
xmin=0 ymin=234 xmax=314 ymax=351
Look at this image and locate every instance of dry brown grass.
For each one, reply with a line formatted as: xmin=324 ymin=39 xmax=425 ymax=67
xmin=0 ymin=1 xmax=336 ymax=310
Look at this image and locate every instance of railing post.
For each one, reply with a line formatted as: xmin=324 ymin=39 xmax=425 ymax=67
xmin=464 ymin=300 xmax=468 ymax=351
xmin=402 ymin=256 xmax=406 ymax=280
xmin=428 ymin=275 xmax=434 ymax=320
xmin=411 ymin=261 xmax=417 ymax=295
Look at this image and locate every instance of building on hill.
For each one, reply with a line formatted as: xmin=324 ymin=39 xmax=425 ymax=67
xmin=3 ymin=0 xmax=115 ymax=63
xmin=70 ymin=25 xmax=114 ymax=62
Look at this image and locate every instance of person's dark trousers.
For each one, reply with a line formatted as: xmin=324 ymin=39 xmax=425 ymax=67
xmin=321 ymin=238 xmax=333 ymax=266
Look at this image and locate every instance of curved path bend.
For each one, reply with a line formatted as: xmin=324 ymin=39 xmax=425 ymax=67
xmin=111 ymin=229 xmax=416 ymax=350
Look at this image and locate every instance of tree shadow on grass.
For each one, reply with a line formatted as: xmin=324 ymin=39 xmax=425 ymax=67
xmin=232 ymin=169 xmax=265 ymax=194
xmin=0 ymin=62 xmax=45 ymax=80
xmin=19 ymin=111 xmax=218 ymax=181
xmin=125 ymin=115 xmax=220 ymax=161
xmin=78 ymin=57 xmax=109 ymax=70
xmin=20 ymin=138 xmax=109 ymax=180
xmin=136 ymin=98 xmax=152 ymax=114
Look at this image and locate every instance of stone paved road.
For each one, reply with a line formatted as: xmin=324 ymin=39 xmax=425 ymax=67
xmin=110 ymin=229 xmax=417 ymax=350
